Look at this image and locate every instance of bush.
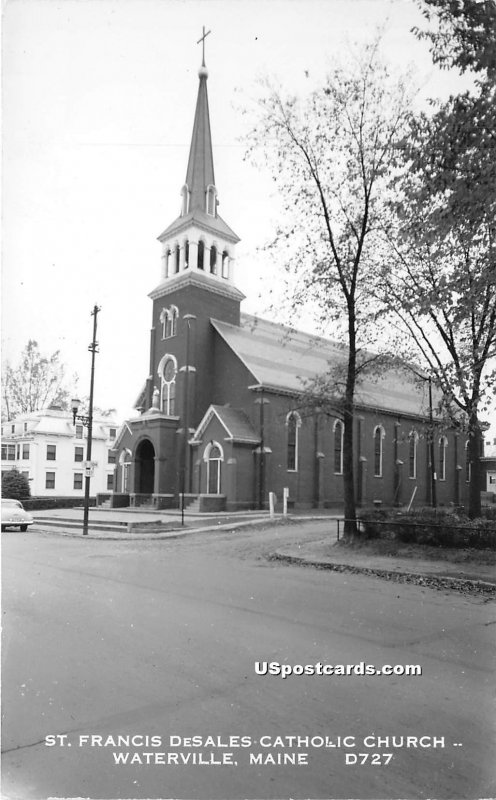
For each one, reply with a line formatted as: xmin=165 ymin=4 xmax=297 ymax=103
xmin=22 ymin=496 xmax=96 ymax=511
xmin=482 ymin=506 xmax=496 ymax=522
xmin=359 ymin=508 xmax=496 ymax=550
xmin=1 ymin=468 xmax=31 ymax=501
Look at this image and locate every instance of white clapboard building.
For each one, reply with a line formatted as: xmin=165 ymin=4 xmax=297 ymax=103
xmin=1 ymin=406 xmax=119 ymax=497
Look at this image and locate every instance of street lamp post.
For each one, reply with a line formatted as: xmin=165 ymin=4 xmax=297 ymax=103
xmin=71 ymin=305 xmax=100 ymax=536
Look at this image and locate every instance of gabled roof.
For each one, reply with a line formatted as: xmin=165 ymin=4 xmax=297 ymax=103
xmin=192 ymin=404 xmax=260 ymax=445
xmin=211 ymin=314 xmax=432 ymax=418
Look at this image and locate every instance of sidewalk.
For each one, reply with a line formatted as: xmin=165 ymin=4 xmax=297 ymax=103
xmin=272 ymin=538 xmax=496 ymax=595
xmin=31 ymin=506 xmax=283 ymax=538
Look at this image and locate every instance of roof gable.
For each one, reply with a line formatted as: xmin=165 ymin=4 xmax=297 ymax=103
xmin=192 ymin=404 xmax=260 ymax=445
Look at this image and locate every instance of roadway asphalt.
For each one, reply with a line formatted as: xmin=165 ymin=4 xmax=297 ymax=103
xmin=31 ymin=506 xmax=496 ymax=590
xmin=2 ymin=519 xmax=495 ymax=800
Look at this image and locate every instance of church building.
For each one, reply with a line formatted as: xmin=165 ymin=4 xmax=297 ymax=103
xmin=112 ymin=47 xmax=470 ymax=513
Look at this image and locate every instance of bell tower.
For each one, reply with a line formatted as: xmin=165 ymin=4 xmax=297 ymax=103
xmin=149 ymin=28 xmax=243 ymax=321
xmin=144 ymin=29 xmax=244 ymax=440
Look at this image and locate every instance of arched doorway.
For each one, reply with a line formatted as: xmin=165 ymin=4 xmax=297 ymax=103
xmin=135 ymin=439 xmax=155 ymax=495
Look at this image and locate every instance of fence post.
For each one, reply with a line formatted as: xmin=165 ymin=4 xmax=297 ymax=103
xmin=269 ymin=492 xmax=276 ymax=518
xmin=283 ymin=487 xmax=289 ymax=517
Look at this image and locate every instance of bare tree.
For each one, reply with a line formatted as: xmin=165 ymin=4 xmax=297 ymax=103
xmin=2 ymin=340 xmax=70 ymax=420
xmin=245 ymin=44 xmax=412 ymax=537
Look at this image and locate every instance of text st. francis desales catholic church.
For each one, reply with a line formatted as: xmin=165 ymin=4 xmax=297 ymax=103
xmin=112 ymin=41 xmax=465 ymax=513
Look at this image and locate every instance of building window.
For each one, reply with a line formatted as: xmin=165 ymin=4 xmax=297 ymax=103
xmin=23 ymin=423 xmax=28 ymax=433
xmin=11 ymin=425 xmax=15 ymax=434
xmin=74 ymin=472 xmax=83 ymax=490
xmin=206 ymin=184 xmax=216 ymax=216
xmin=221 ymin=250 xmax=229 ymax=278
xmin=170 ymin=306 xmax=178 ymax=336
xmin=465 ymin=441 xmax=471 ymax=483
xmin=75 ymin=446 xmax=84 ymax=462
xmin=46 ymin=444 xmax=56 ymax=461
xmin=204 ymin=441 xmax=223 ymax=494
xmin=198 ymin=239 xmax=205 ymax=270
xmin=210 ymin=245 xmax=217 ymax=274
xmin=108 ymin=450 xmax=116 ymax=464
xmin=119 ymin=448 xmax=132 ymax=493
xmin=46 ymin=472 xmax=56 ymax=489
xmin=158 ymin=355 xmax=177 ymax=415
xmin=373 ymin=425 xmax=385 ymax=477
xmin=408 ymin=432 xmax=418 ymax=479
xmin=160 ymin=305 xmax=179 ymax=339
xmin=75 ymin=424 xmax=84 ymax=439
xmin=438 ymin=436 xmax=447 ymax=481
xmin=181 ymin=183 xmax=189 ymax=215
xmin=22 ymin=444 xmax=30 ymax=459
xmin=333 ymin=419 xmax=344 ymax=474
xmin=107 ymin=474 xmax=114 ymax=490
xmin=2 ymin=444 xmax=16 ymax=460
xmin=286 ymin=411 xmax=301 ymax=472
xmin=109 ymin=428 xmax=116 ymax=439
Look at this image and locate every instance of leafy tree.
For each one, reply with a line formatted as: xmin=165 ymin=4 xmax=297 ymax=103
xmin=245 ymin=44 xmax=411 ymax=538
xmin=379 ymin=0 xmax=496 ymax=518
xmin=2 ymin=341 xmax=71 ymax=420
xmin=413 ymin=0 xmax=496 ymax=76
xmin=1 ymin=468 xmax=31 ymax=501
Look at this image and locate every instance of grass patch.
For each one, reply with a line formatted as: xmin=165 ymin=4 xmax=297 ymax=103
xmin=334 ymin=537 xmax=496 ymax=566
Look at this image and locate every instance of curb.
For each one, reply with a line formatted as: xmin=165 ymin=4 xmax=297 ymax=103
xmin=32 ymin=516 xmax=285 ymax=540
xmin=270 ymin=552 xmax=496 ymax=596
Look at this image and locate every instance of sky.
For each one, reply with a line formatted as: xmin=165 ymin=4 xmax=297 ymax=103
xmin=1 ymin=0 xmax=485 ymax=424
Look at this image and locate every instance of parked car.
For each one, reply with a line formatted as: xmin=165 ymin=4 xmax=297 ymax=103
xmin=1 ymin=498 xmax=34 ymax=532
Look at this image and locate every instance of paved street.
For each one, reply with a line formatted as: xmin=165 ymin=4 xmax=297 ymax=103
xmin=2 ymin=521 xmax=495 ymax=800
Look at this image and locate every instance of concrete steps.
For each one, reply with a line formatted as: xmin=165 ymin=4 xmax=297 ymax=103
xmin=184 ymin=497 xmax=200 ymax=512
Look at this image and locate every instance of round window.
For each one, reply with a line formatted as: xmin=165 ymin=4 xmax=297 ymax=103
xmin=163 ymin=359 xmax=176 ymax=382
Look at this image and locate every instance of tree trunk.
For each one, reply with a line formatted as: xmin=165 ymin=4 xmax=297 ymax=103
xmin=342 ymin=306 xmax=358 ymax=540
xmin=467 ymin=410 xmax=482 ymax=519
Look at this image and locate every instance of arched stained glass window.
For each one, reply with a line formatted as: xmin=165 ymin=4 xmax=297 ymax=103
xmin=465 ymin=441 xmax=471 ymax=483
xmin=333 ymin=419 xmax=344 ymax=474
xmin=287 ymin=412 xmax=301 ymax=471
xmin=439 ymin=436 xmax=448 ymax=481
xmin=159 ymin=356 xmax=177 ymax=415
xmin=408 ymin=431 xmax=418 ymax=479
xmin=374 ymin=425 xmax=385 ymax=477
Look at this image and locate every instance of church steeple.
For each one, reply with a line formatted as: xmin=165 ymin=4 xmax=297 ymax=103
xmin=183 ymin=30 xmax=216 ymax=216
xmin=155 ymin=29 xmax=240 ymax=289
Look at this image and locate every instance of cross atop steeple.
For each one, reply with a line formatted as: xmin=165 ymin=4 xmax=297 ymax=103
xmin=197 ymin=26 xmax=211 ymax=67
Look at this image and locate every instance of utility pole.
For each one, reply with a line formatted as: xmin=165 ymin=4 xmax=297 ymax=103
xmin=71 ymin=305 xmax=100 ymax=536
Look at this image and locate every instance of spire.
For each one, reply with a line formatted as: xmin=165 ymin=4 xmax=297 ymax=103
xmin=157 ymin=28 xmax=240 ymax=255
xmin=184 ymin=28 xmax=215 ymax=215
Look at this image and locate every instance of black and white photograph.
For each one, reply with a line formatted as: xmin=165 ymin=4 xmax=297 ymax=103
xmin=1 ymin=1 xmax=495 ymax=798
